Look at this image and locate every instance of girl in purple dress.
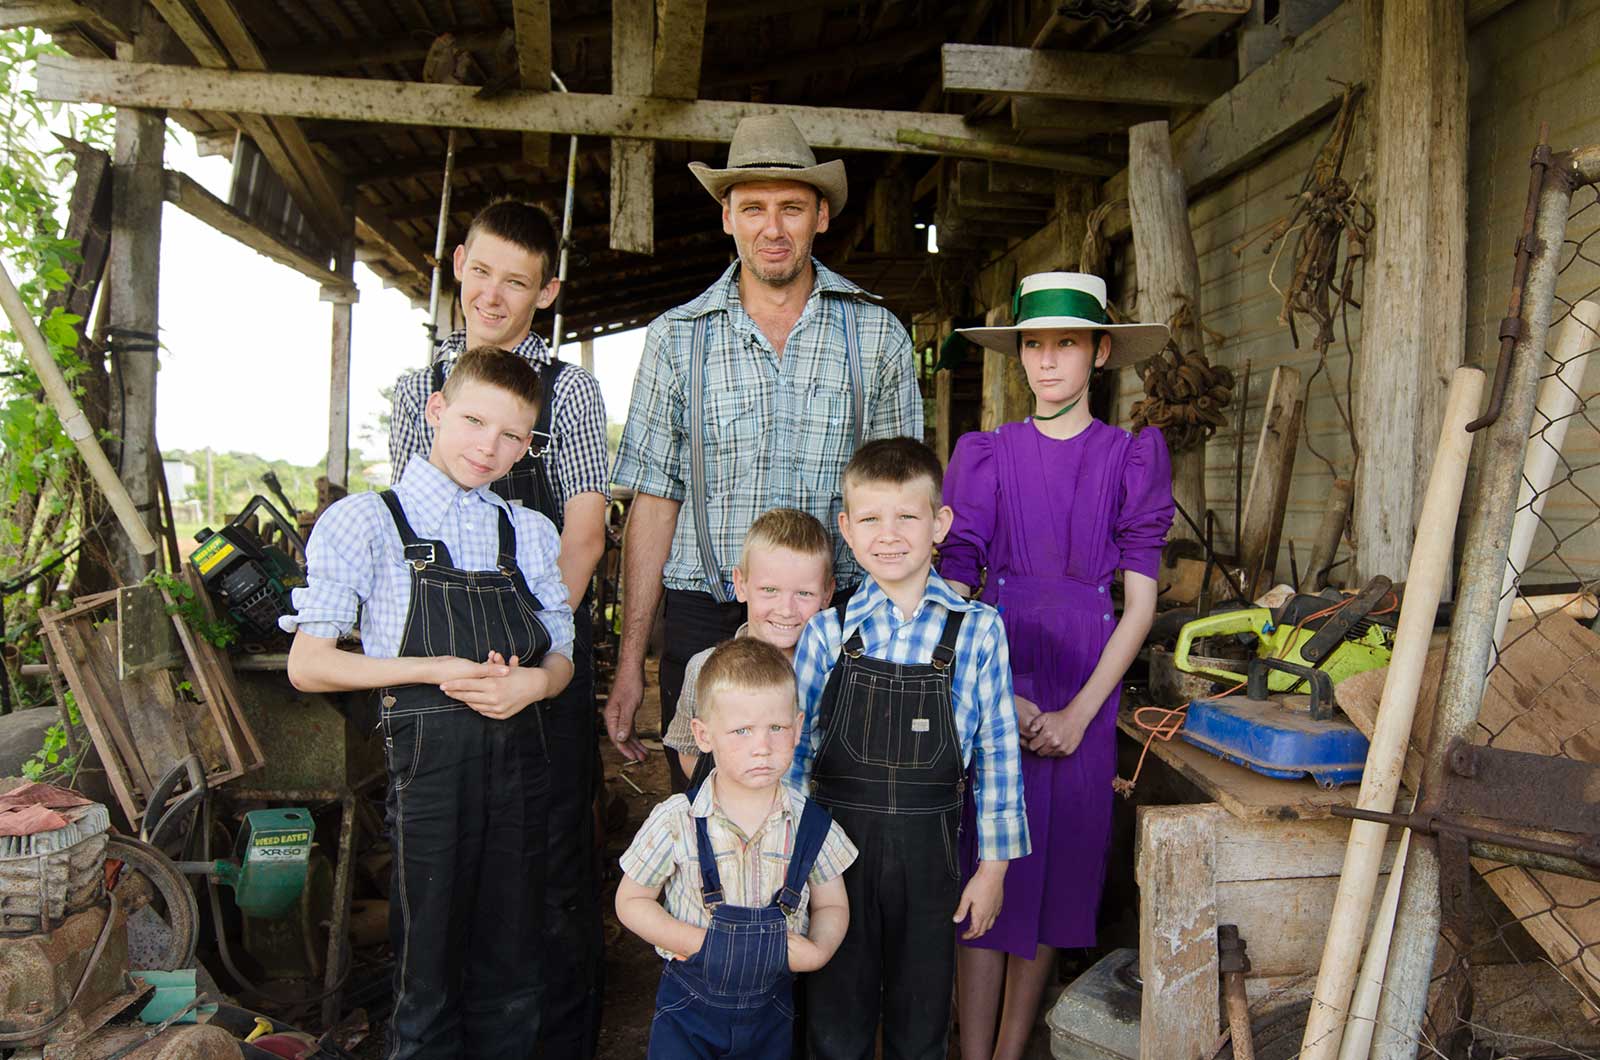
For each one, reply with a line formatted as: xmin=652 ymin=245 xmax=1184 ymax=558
xmin=941 ymin=273 xmax=1175 ymax=1060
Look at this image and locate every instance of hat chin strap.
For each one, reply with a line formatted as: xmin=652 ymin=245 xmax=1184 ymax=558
xmin=1034 ymin=381 xmax=1090 ymax=422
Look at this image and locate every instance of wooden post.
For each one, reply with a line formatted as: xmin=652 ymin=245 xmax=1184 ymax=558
xmin=980 ymin=305 xmax=1032 ymax=431
xmin=512 ymin=0 xmax=553 ymax=166
xmin=610 ymin=0 xmax=655 ymax=255
xmin=108 ymin=9 xmax=168 ymax=580
xmin=1354 ymin=0 xmax=1465 ymax=582
xmin=1238 ymin=366 xmax=1304 ymax=596
xmin=579 ymin=337 xmax=595 ymax=375
xmin=1307 ymin=477 xmax=1355 ymax=591
xmin=1137 ymin=806 xmax=1219 ymax=1060
xmin=934 ymin=368 xmax=953 ymax=465
xmin=324 ymin=219 xmax=355 ymax=490
xmin=872 ymin=177 xmax=915 ymax=255
xmin=1128 ymin=119 xmax=1206 ymax=542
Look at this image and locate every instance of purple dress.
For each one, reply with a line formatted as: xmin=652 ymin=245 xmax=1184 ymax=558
xmin=940 ymin=418 xmax=1172 ymax=957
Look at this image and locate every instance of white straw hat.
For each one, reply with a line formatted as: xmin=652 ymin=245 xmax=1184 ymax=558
xmin=957 ymin=272 xmax=1169 ymax=369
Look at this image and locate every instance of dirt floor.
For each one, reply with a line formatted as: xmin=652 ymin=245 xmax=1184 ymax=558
xmin=593 ymin=661 xmax=1062 ymax=1060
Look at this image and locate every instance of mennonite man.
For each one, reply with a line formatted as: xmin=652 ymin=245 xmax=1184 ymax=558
xmin=607 ymin=115 xmax=924 ymax=789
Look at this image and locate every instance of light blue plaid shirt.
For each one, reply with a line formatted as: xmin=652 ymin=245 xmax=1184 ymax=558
xmin=787 ymin=572 xmax=1029 ymax=863
xmin=281 ymin=457 xmax=573 ymax=660
xmin=610 ymin=260 xmax=924 ymax=594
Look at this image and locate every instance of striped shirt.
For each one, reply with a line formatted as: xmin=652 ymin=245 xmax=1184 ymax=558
xmin=388 ymin=330 xmax=611 ymax=508
xmin=281 ymin=456 xmax=574 ymax=660
xmin=620 ymin=774 xmax=858 ymax=961
xmin=787 ymin=572 xmax=1029 ymax=863
xmin=610 ymin=260 xmax=924 ymax=594
xmin=661 ymin=622 xmax=750 ymax=757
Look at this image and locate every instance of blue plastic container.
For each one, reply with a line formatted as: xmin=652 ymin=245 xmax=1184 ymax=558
xmin=1178 ymin=696 xmax=1370 ymax=789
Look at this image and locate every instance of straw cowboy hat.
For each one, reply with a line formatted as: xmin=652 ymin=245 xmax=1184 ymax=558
xmin=689 ymin=114 xmax=848 ymax=216
xmin=958 ymin=272 xmax=1170 ymax=369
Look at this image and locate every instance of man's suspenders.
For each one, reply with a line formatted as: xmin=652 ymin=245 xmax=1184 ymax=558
xmin=688 ymin=301 xmax=865 ymax=602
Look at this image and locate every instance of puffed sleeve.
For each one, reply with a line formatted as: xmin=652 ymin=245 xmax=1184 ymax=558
xmin=1116 ymin=427 xmax=1175 ymax=580
xmin=938 ymin=430 xmax=1000 ymax=589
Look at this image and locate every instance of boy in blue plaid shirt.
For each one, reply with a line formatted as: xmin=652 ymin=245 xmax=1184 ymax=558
xmin=787 ymin=436 xmax=1028 ymax=1060
xmin=284 ymin=348 xmax=573 ymax=1060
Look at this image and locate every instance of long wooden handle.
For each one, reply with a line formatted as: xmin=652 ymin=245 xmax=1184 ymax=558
xmin=0 ymin=259 xmax=157 ymax=556
xmin=1299 ymin=365 xmax=1484 ymax=1060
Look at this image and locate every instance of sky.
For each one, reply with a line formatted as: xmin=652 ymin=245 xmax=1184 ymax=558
xmin=153 ymin=128 xmax=646 ymax=468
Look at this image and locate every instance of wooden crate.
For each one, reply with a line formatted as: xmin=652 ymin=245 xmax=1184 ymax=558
xmin=40 ymin=581 xmax=263 ymax=826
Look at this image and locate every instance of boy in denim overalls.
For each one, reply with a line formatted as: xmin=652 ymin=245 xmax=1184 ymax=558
xmin=789 ymin=437 xmax=1029 ymax=1060
xmin=617 ymin=638 xmax=855 ymax=1059
xmin=284 ymin=348 xmax=574 ymax=1060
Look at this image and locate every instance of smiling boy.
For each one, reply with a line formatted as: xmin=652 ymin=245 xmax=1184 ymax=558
xmin=286 ymin=347 xmax=574 ymax=1059
xmin=661 ymin=508 xmax=834 ymax=783
xmin=788 ymin=437 xmax=1028 ymax=1060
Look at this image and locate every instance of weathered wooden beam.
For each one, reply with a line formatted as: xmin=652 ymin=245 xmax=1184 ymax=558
xmin=652 ymin=0 xmax=707 ymax=100
xmin=0 ymin=0 xmax=131 ymax=38
xmin=1137 ymin=807 xmax=1220 ymax=1060
xmin=34 ymin=55 xmax=1027 ymax=156
xmin=1352 ymin=0 xmax=1465 ymax=584
xmin=163 ymin=170 xmax=355 ymax=295
xmin=354 ymin=199 xmax=430 ymax=281
xmin=1238 ymin=366 xmax=1304 ymax=594
xmin=942 ymin=43 xmax=1234 ymax=108
xmin=1129 ymin=120 xmax=1208 ymax=543
xmin=512 ymin=0 xmax=551 ymax=166
xmin=897 ymin=129 xmax=1119 ymax=177
xmin=703 ymin=24 xmax=942 ymax=91
xmin=1010 ymin=97 xmax=1168 ymax=138
xmin=871 ymin=177 xmax=916 ymax=255
xmin=610 ymin=0 xmax=654 ymax=255
xmin=108 ymin=6 xmax=164 ymax=580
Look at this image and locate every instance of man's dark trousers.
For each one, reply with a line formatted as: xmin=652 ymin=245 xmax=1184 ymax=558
xmin=659 ymin=589 xmax=748 ymax=793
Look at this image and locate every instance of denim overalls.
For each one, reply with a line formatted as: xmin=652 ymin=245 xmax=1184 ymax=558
xmin=804 ymin=603 xmax=968 ymax=1060
xmin=647 ymin=783 xmax=833 ymax=1060
xmin=376 ymin=490 xmax=554 ymax=1060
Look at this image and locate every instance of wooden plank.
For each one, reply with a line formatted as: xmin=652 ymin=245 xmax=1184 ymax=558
xmin=934 ymin=366 xmax=953 ymax=465
xmin=326 ymin=226 xmax=354 ymax=488
xmin=1103 ymin=2 xmax=1361 ymax=236
xmin=652 ymin=0 xmax=707 ymax=100
xmin=1011 ymin=97 xmax=1168 ymax=138
xmin=1334 ymin=615 xmax=1600 ymax=1010
xmin=162 ymin=170 xmax=354 ymax=294
xmin=1238 ymin=365 xmax=1304 ymax=594
xmin=0 ymin=0 xmax=131 ymax=39
xmin=35 ymin=54 xmax=1041 ymax=156
xmin=872 ymin=176 xmax=916 ymax=255
xmin=1213 ymin=815 xmax=1399 ymax=883
xmin=354 ymin=199 xmax=430 ymax=281
xmin=40 ymin=603 xmax=140 ymax=823
xmin=1217 ymin=874 xmax=1397 ymax=978
xmin=1126 ymin=0 xmax=1250 ymax=58
xmin=1118 ymin=712 xmax=1359 ymax=822
xmin=941 ymin=43 xmax=1234 ymax=108
xmin=511 ymin=0 xmax=552 ymax=165
xmin=1137 ymin=805 xmax=1220 ymax=1059
xmin=610 ymin=0 xmax=654 ymax=255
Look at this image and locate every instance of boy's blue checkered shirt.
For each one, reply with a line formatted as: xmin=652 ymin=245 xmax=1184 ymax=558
xmin=787 ymin=571 xmax=1030 ymax=863
xmin=281 ymin=456 xmax=574 ymax=660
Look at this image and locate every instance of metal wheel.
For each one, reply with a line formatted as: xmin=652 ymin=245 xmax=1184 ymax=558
xmin=107 ymin=833 xmax=200 ymax=970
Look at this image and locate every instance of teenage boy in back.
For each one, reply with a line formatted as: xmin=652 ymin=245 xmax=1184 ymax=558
xmin=388 ymin=200 xmax=610 ymax=1060
xmin=618 ymin=638 xmax=855 ymax=1060
xmin=286 ymin=347 xmax=575 ymax=1060
xmin=661 ymin=507 xmax=834 ymax=786
xmin=789 ymin=437 xmax=1029 ymax=1060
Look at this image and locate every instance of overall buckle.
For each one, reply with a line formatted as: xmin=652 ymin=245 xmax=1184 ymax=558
xmin=525 ymin=429 xmax=556 ymax=459
xmin=405 ymin=543 xmax=437 ymax=569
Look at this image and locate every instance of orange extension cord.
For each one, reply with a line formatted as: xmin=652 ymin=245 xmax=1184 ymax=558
xmin=1114 ymin=591 xmax=1398 ymax=796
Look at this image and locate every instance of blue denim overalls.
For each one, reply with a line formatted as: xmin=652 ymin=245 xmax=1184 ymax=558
xmin=647 ymin=784 xmax=833 ymax=1060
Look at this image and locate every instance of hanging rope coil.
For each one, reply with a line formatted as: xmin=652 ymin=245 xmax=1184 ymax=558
xmin=1130 ymin=301 xmax=1235 ymax=452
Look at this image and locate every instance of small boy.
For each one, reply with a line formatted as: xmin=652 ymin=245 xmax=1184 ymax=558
xmin=662 ymin=508 xmax=834 ymax=783
xmin=617 ymin=638 xmax=856 ymax=1060
xmin=789 ymin=436 xmax=1029 ymax=1060
xmin=284 ymin=347 xmax=575 ymax=1060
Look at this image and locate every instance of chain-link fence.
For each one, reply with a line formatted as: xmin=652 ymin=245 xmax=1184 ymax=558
xmin=1363 ymin=143 xmax=1600 ymax=1060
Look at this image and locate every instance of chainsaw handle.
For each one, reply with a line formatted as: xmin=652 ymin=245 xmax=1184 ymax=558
xmin=1174 ymin=608 xmax=1271 ymax=686
xmin=1247 ymin=657 xmax=1335 ymax=721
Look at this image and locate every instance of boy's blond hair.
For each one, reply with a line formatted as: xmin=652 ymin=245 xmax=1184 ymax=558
xmin=737 ymin=508 xmax=834 ymax=582
xmin=694 ymin=638 xmax=797 ymax=720
xmin=440 ymin=346 xmax=544 ymax=418
xmin=841 ymin=437 xmax=943 ymax=511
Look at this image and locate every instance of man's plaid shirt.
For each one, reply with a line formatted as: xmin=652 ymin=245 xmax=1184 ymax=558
xmin=388 ymin=330 xmax=610 ymax=508
xmin=610 ymin=260 xmax=924 ymax=594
